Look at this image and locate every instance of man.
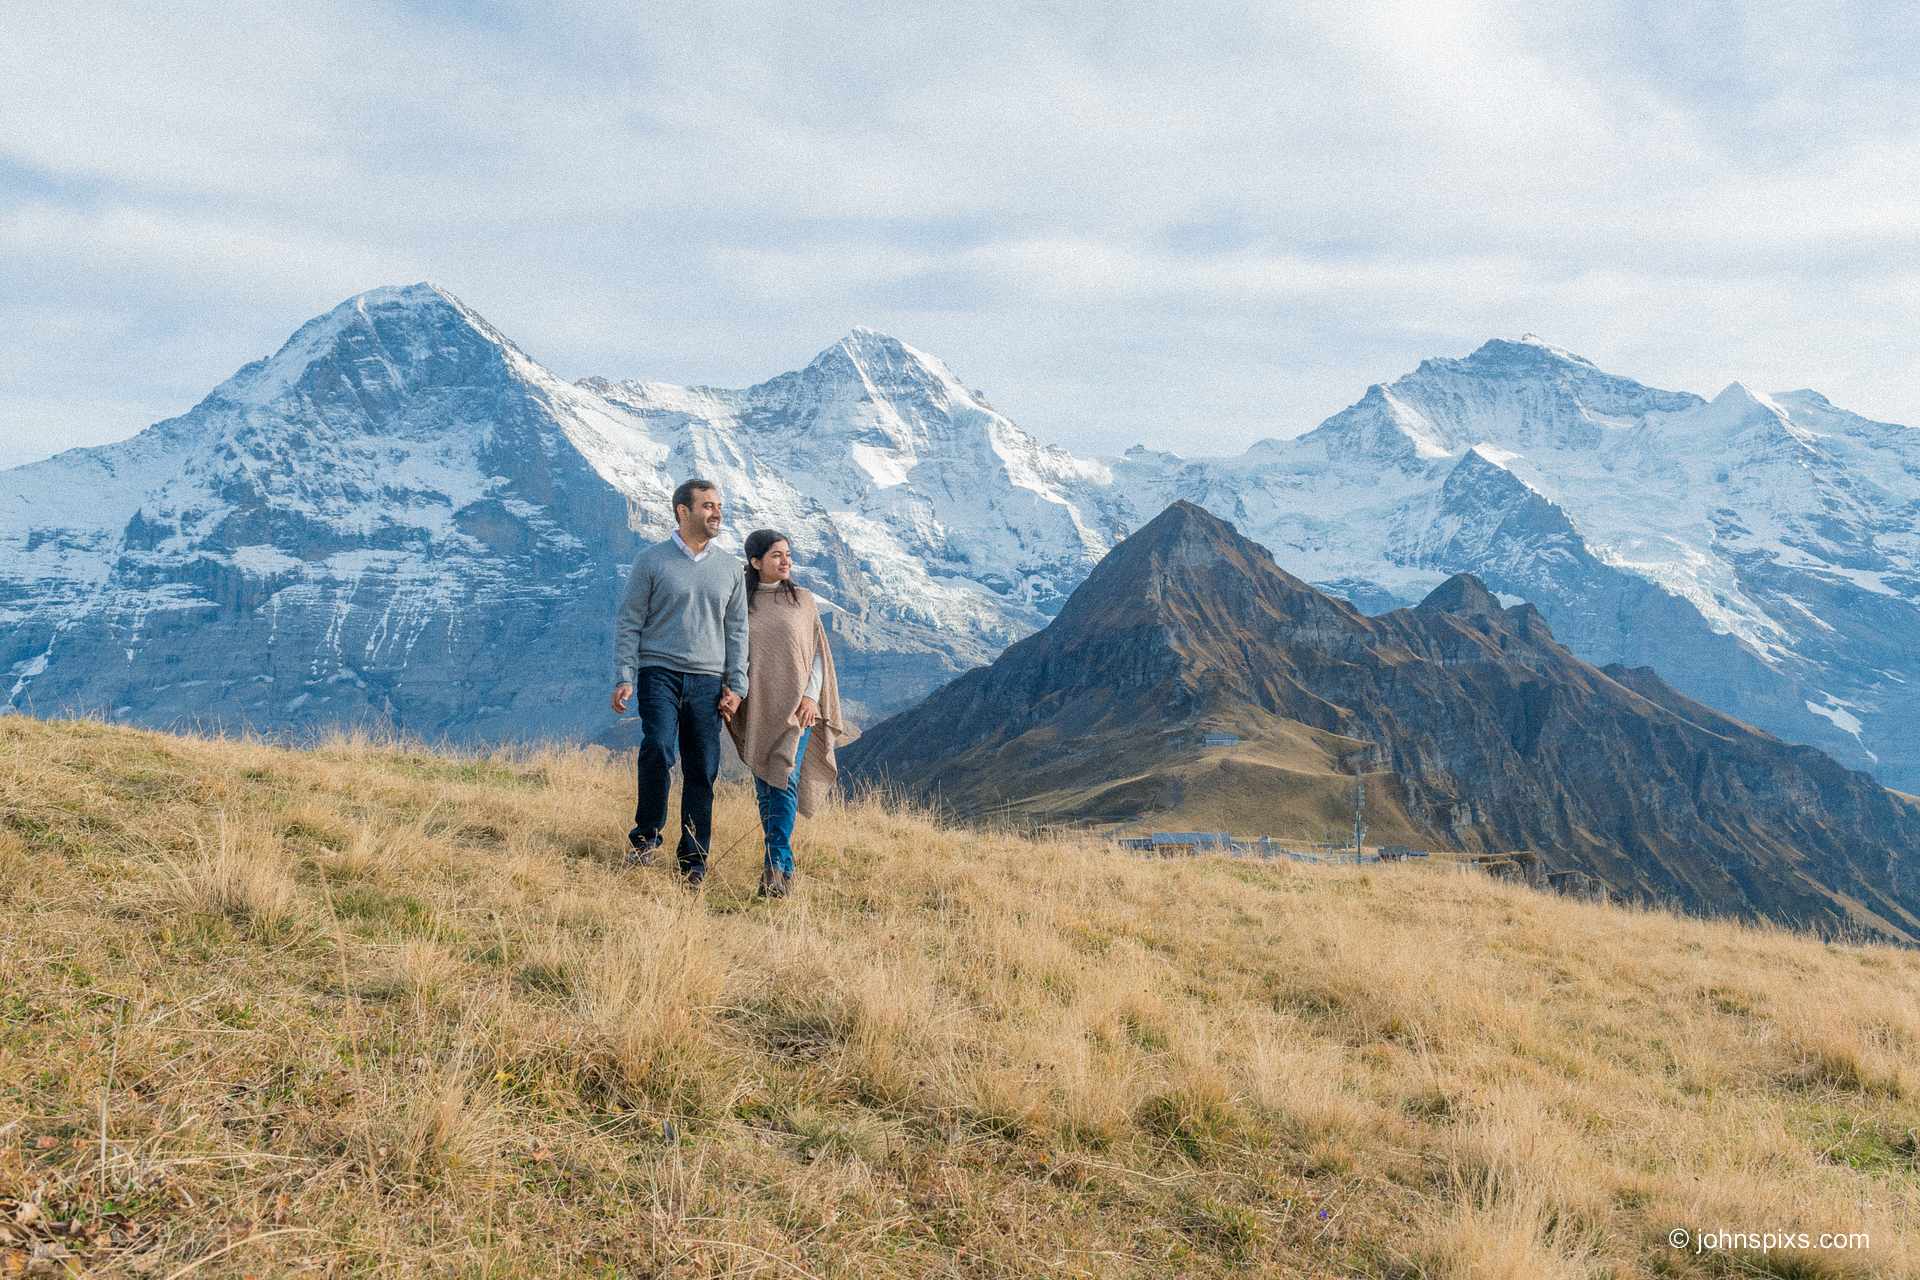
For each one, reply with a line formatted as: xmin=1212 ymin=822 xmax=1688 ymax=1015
xmin=612 ymin=478 xmax=749 ymax=886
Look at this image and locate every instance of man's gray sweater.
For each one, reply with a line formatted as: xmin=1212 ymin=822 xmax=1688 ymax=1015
xmin=614 ymin=538 xmax=749 ymax=697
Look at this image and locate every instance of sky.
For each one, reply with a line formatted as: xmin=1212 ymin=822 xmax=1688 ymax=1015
xmin=2 ymin=0 xmax=1916 ymax=469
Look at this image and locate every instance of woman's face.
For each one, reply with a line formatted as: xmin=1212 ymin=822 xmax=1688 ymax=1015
xmin=754 ymin=540 xmax=793 ymax=582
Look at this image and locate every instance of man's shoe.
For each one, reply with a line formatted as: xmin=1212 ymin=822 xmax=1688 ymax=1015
xmin=625 ymin=827 xmax=662 ymax=869
xmin=680 ymin=865 xmax=707 ymax=890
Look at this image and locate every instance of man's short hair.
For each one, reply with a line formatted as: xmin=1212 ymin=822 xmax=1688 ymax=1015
xmin=672 ymin=478 xmax=718 ymax=520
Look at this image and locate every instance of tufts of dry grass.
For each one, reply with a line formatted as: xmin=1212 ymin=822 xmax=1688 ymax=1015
xmin=574 ymin=908 xmax=733 ymax=1116
xmin=155 ymin=812 xmax=300 ymax=940
xmin=2 ymin=715 xmax=1918 ymax=1277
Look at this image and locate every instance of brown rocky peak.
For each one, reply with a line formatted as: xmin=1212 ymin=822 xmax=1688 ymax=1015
xmin=1418 ymin=572 xmax=1505 ymax=618
xmin=1052 ymin=500 xmax=1352 ymax=641
xmin=1115 ymin=499 xmax=1246 ymax=559
xmin=1083 ymin=500 xmax=1319 ymax=593
xmin=845 ymin=500 xmax=1920 ymax=942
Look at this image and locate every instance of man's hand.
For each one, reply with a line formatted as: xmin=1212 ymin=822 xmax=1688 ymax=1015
xmin=612 ymin=683 xmax=633 ymax=714
xmin=795 ymin=696 xmax=819 ymax=729
xmin=718 ymin=689 xmax=742 ymax=722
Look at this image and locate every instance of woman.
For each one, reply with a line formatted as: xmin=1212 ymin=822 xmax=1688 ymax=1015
xmin=727 ymin=528 xmax=858 ymax=898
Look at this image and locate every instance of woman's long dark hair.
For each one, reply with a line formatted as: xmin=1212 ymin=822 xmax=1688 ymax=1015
xmin=744 ymin=528 xmax=800 ymax=610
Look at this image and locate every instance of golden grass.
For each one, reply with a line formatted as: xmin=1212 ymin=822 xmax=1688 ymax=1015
xmin=2 ymin=715 xmax=1917 ymax=1277
xmin=155 ymin=812 xmax=299 ymax=941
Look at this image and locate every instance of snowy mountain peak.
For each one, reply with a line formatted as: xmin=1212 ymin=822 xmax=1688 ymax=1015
xmin=803 ymin=327 xmax=969 ymax=404
xmin=357 ymin=281 xmax=456 ymax=311
xmin=1517 ymin=333 xmax=1590 ymax=361
xmin=1297 ymin=383 xmax=1454 ymax=466
xmin=211 ymin=283 xmax=524 ymax=411
xmin=1458 ymin=335 xmax=1597 ymax=371
xmin=842 ymin=323 xmax=904 ymax=345
xmin=1710 ymin=380 xmax=1773 ymax=411
xmin=1690 ymin=383 xmax=1826 ymax=457
xmin=1699 ymin=381 xmax=1790 ymax=429
xmin=1776 ymin=388 xmax=1833 ymax=409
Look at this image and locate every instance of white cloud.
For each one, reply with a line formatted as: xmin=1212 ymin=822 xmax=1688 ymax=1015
xmin=0 ymin=0 xmax=1914 ymax=467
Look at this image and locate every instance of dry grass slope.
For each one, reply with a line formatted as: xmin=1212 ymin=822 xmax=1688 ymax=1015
xmin=2 ymin=716 xmax=1917 ymax=1278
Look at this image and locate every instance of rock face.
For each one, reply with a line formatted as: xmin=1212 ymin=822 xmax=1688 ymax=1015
xmin=845 ymin=502 xmax=1920 ymax=943
xmin=5 ymin=292 xmax=1918 ymax=789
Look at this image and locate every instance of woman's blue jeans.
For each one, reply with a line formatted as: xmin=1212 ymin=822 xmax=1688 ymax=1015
xmin=754 ymin=727 xmax=811 ymax=876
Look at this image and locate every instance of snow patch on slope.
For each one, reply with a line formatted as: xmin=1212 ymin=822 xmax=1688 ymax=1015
xmin=1807 ymin=695 xmax=1876 ymax=762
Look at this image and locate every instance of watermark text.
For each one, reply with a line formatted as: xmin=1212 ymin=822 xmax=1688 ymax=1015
xmin=1668 ymin=1227 xmax=1869 ymax=1254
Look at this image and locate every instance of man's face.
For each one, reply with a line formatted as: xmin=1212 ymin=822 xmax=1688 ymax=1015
xmin=679 ymin=487 xmax=724 ymax=540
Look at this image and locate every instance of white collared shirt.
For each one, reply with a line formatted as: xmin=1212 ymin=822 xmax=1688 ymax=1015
xmin=671 ymin=529 xmax=712 ymax=562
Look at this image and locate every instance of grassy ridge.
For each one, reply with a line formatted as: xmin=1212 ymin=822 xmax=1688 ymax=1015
xmin=2 ymin=716 xmax=1916 ymax=1277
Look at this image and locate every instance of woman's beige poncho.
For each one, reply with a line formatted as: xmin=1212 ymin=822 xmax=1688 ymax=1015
xmin=727 ymin=585 xmax=858 ymax=818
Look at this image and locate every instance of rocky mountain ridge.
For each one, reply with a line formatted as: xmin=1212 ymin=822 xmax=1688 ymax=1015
xmin=843 ymin=502 xmax=1920 ymax=941
xmin=3 ymin=286 xmax=1916 ymax=788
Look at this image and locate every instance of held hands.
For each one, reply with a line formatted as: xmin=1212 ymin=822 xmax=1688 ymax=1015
xmin=795 ymin=696 xmax=819 ymax=728
xmin=617 ymin=683 xmax=741 ymax=720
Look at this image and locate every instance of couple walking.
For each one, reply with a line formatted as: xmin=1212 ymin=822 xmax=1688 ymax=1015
xmin=611 ymin=478 xmax=856 ymax=896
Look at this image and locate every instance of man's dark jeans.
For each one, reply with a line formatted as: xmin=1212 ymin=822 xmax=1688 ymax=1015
xmin=632 ymin=666 xmax=725 ymax=875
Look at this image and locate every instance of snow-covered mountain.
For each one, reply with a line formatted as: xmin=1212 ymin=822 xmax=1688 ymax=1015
xmin=0 ymin=285 xmax=1128 ymax=740
xmin=578 ymin=325 xmax=1131 ymax=645
xmin=4 ymin=291 xmax=1917 ymax=790
xmin=1114 ymin=335 xmax=1920 ymax=789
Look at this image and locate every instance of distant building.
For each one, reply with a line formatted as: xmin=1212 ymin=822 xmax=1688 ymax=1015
xmin=1201 ymin=732 xmax=1241 ymax=747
